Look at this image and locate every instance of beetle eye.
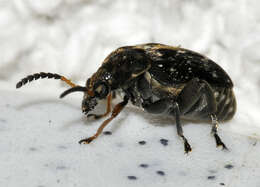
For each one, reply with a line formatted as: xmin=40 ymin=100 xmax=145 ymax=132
xmin=94 ymin=82 xmax=109 ymax=99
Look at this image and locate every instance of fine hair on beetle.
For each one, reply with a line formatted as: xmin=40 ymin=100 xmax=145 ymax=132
xmin=16 ymin=43 xmax=236 ymax=153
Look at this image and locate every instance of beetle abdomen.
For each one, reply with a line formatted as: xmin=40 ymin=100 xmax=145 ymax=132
xmin=179 ymin=86 xmax=236 ymax=122
xmin=215 ymin=87 xmax=236 ymax=121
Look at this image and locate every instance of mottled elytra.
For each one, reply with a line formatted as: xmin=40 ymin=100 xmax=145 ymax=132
xmin=16 ymin=43 xmax=236 ymax=153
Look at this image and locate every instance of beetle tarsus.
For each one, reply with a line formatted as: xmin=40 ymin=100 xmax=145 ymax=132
xmin=79 ymin=137 xmax=95 ymax=144
xmin=211 ymin=114 xmax=228 ymax=150
xmin=214 ymin=133 xmax=228 ymax=150
xmin=87 ymin=114 xmax=102 ymax=119
xmin=182 ymin=136 xmax=192 ymax=153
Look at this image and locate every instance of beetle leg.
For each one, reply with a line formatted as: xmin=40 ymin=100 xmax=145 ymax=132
xmin=177 ymin=78 xmax=227 ymax=150
xmin=173 ymin=102 xmax=192 ymax=154
xmin=176 ymin=78 xmax=216 ymax=115
xmin=112 ymin=91 xmax=117 ymax=99
xmin=211 ymin=114 xmax=228 ymax=150
xmin=79 ymin=96 xmax=129 ymax=144
xmin=142 ymin=99 xmax=192 ymax=153
xmin=142 ymin=98 xmax=171 ymax=114
xmin=87 ymin=93 xmax=112 ymax=119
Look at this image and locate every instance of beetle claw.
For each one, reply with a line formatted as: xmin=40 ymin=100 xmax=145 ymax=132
xmin=214 ymin=133 xmax=228 ymax=150
xmin=182 ymin=137 xmax=192 ymax=154
xmin=218 ymin=142 xmax=228 ymax=151
xmin=87 ymin=114 xmax=101 ymax=120
xmin=184 ymin=144 xmax=192 ymax=154
xmin=79 ymin=137 xmax=94 ymax=144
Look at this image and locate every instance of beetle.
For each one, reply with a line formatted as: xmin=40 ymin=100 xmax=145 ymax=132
xmin=16 ymin=43 xmax=236 ymax=153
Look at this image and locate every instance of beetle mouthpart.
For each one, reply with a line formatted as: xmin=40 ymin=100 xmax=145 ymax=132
xmin=60 ymin=86 xmax=87 ymax=98
xmin=82 ymin=97 xmax=98 ymax=115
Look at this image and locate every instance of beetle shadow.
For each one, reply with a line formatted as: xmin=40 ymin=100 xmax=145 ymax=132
xmin=16 ymin=99 xmax=79 ymax=111
xmin=18 ymin=98 xmax=204 ymax=133
xmin=60 ymin=100 xmax=109 ymax=129
xmin=125 ymin=106 xmax=193 ymax=127
xmin=61 ymin=101 xmax=201 ymax=133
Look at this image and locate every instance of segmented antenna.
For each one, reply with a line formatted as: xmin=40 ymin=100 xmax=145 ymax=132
xmin=16 ymin=72 xmax=76 ymax=88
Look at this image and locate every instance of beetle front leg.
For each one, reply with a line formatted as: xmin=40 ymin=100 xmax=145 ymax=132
xmin=79 ymin=96 xmax=128 ymax=144
xmin=87 ymin=93 xmax=112 ymax=119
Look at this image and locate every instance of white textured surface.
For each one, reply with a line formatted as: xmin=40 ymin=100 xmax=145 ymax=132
xmin=1 ymin=0 xmax=260 ymax=187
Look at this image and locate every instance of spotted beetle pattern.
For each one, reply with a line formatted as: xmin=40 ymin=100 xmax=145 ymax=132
xmin=16 ymin=43 xmax=236 ymax=153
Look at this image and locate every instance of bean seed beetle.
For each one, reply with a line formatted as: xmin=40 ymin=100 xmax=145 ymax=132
xmin=16 ymin=43 xmax=236 ymax=153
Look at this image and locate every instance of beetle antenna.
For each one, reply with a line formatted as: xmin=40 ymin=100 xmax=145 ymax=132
xmin=16 ymin=72 xmax=77 ymax=89
xmin=60 ymin=86 xmax=87 ymax=98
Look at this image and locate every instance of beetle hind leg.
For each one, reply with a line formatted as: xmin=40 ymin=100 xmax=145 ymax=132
xmin=211 ymin=114 xmax=228 ymax=150
xmin=176 ymin=78 xmax=228 ymax=151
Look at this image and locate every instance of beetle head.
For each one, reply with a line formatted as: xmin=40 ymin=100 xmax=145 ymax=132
xmin=59 ymin=77 xmax=111 ymax=115
xmin=81 ymin=78 xmax=110 ymax=114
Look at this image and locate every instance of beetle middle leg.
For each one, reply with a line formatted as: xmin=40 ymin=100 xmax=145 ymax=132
xmin=177 ymin=78 xmax=227 ymax=150
xmin=87 ymin=93 xmax=112 ymax=119
xmin=173 ymin=102 xmax=192 ymax=153
xmin=142 ymin=99 xmax=192 ymax=153
xmin=79 ymin=96 xmax=129 ymax=144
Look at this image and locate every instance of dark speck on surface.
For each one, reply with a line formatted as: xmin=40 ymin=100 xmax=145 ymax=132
xmin=207 ymin=176 xmax=216 ymax=180
xmin=224 ymin=164 xmax=234 ymax=169
xmin=57 ymin=145 xmax=67 ymax=149
xmin=0 ymin=119 xmax=6 ymax=123
xmin=156 ymin=170 xmax=165 ymax=176
xmin=208 ymin=170 xmax=217 ymax=174
xmin=138 ymin=141 xmax=146 ymax=145
xmin=116 ymin=142 xmax=123 ymax=147
xmin=48 ymin=120 xmax=52 ymax=123
xmin=160 ymin=138 xmax=168 ymax=146
xmin=178 ymin=171 xmax=187 ymax=176
xmin=127 ymin=176 xmax=137 ymax=180
xmin=103 ymin=131 xmax=112 ymax=135
xmin=56 ymin=166 xmax=67 ymax=170
xmin=29 ymin=147 xmax=37 ymax=151
xmin=220 ymin=183 xmax=225 ymax=186
xmin=139 ymin=164 xmax=149 ymax=168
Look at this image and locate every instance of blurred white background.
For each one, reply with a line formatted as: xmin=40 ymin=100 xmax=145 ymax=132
xmin=1 ymin=0 xmax=260 ymax=187
xmin=1 ymin=0 xmax=260 ymax=91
